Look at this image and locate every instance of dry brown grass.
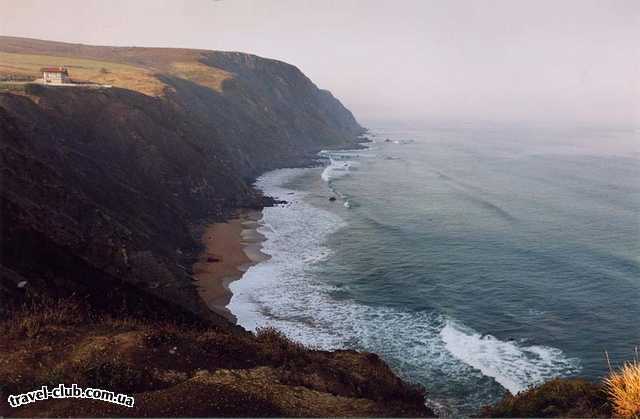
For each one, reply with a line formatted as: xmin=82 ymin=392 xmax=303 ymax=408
xmin=0 ymin=296 xmax=433 ymax=417
xmin=0 ymin=51 xmax=166 ymax=96
xmin=0 ymin=52 xmax=235 ymax=97
xmin=0 ymin=296 xmax=87 ymax=338
xmin=604 ymin=351 xmax=640 ymax=418
xmin=255 ymin=327 xmax=309 ymax=365
xmin=169 ymin=61 xmax=232 ymax=92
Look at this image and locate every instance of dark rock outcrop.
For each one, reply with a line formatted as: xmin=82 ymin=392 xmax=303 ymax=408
xmin=480 ymin=378 xmax=612 ymax=417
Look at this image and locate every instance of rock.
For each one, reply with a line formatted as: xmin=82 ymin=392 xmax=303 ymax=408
xmin=17 ymin=280 xmax=28 ymax=288
xmin=1 ymin=300 xmax=434 ymax=418
xmin=482 ymin=378 xmax=611 ymax=417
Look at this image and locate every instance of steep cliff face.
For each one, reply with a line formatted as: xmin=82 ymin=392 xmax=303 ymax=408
xmin=1 ymin=88 xmax=244 ymax=323
xmin=0 ymin=37 xmax=364 ymax=321
xmin=161 ymin=51 xmax=364 ymax=177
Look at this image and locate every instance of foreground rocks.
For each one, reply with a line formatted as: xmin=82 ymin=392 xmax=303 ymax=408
xmin=481 ymin=378 xmax=612 ymax=417
xmin=0 ymin=298 xmax=434 ymax=417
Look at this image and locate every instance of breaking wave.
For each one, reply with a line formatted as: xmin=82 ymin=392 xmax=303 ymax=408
xmin=320 ymin=153 xmax=359 ymax=183
xmin=440 ymin=320 xmax=580 ymax=394
xmin=228 ymin=167 xmax=579 ymax=412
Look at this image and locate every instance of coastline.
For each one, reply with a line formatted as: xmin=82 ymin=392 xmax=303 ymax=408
xmin=226 ymin=136 xmax=374 ymax=331
xmin=219 ymin=134 xmax=585 ymax=415
xmin=192 ymin=135 xmax=370 ymax=323
xmin=192 ymin=209 xmax=268 ymax=322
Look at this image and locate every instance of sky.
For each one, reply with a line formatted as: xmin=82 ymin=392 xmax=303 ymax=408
xmin=1 ymin=0 xmax=639 ymax=127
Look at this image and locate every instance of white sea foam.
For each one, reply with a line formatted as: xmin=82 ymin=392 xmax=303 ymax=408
xmin=318 ymin=146 xmax=379 ymax=183
xmin=440 ymin=320 xmax=579 ymax=394
xmin=228 ymin=167 xmax=348 ymax=346
xmin=320 ymin=155 xmax=358 ymax=183
xmin=228 ymin=165 xmax=580 ymax=411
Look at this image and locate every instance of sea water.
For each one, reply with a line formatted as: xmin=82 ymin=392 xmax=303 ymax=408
xmin=228 ymin=123 xmax=640 ymax=414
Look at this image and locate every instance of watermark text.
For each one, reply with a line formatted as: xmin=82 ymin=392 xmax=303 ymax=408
xmin=8 ymin=384 xmax=134 ymax=408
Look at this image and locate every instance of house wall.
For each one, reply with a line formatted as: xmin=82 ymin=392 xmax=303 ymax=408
xmin=43 ymin=72 xmax=69 ymax=84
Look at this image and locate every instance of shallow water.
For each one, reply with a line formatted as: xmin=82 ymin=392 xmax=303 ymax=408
xmin=229 ymin=123 xmax=640 ymax=414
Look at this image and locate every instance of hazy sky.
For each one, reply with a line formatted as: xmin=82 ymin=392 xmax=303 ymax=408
xmin=2 ymin=0 xmax=639 ymax=127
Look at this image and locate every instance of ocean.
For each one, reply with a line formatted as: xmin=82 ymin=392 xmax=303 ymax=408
xmin=228 ymin=123 xmax=640 ymax=414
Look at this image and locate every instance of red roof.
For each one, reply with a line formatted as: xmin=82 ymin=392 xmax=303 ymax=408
xmin=41 ymin=67 xmax=69 ymax=74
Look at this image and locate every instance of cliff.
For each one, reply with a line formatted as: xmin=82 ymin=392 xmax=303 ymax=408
xmin=0 ymin=37 xmax=438 ymax=417
xmin=0 ymin=36 xmax=364 ymax=322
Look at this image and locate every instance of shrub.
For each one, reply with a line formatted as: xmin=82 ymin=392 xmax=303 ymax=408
xmin=604 ymin=353 xmax=640 ymax=418
xmin=480 ymin=378 xmax=611 ymax=417
xmin=24 ymin=83 xmax=45 ymax=95
xmin=1 ymin=295 xmax=88 ymax=338
xmin=255 ymin=327 xmax=307 ymax=365
xmin=83 ymin=361 xmax=151 ymax=393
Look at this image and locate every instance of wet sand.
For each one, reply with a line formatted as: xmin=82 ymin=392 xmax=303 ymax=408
xmin=193 ymin=209 xmax=267 ymax=322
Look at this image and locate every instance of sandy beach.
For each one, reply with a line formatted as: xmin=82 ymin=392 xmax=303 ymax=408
xmin=193 ymin=209 xmax=267 ymax=322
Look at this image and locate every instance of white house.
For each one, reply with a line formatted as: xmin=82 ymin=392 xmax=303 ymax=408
xmin=41 ymin=67 xmax=70 ymax=84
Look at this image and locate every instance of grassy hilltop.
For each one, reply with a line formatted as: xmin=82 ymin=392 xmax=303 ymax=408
xmin=0 ymin=37 xmax=232 ymax=95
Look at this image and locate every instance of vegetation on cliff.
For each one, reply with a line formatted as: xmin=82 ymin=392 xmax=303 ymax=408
xmin=480 ymin=378 xmax=612 ymax=417
xmin=0 ymin=296 xmax=433 ymax=417
xmin=604 ymin=355 xmax=640 ymax=417
xmin=481 ymin=357 xmax=640 ymax=417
